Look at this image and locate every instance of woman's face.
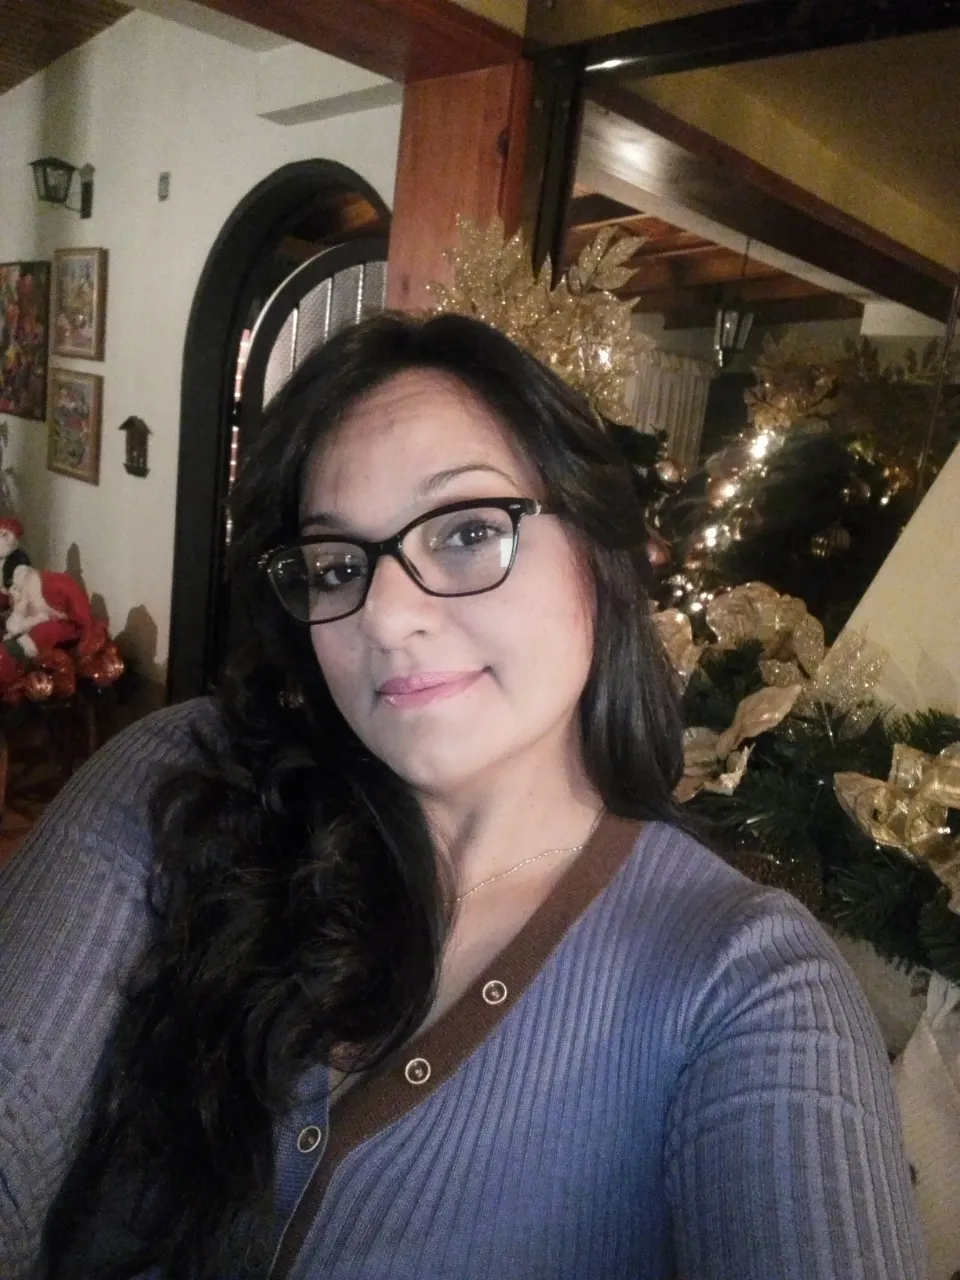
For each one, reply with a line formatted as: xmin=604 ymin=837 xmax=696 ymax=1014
xmin=300 ymin=369 xmax=596 ymax=800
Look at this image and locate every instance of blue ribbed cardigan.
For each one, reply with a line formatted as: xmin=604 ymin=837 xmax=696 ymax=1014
xmin=0 ymin=700 xmax=925 ymax=1279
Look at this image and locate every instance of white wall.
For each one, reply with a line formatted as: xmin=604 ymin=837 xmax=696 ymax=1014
xmin=844 ymin=444 xmax=960 ymax=714
xmin=0 ymin=11 xmax=401 ymax=682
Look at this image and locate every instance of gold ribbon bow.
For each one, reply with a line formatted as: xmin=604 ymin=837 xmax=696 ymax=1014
xmin=707 ymin=582 xmax=885 ymax=735
xmin=676 ymin=684 xmax=803 ymax=803
xmin=835 ymin=743 xmax=960 ymax=912
xmin=651 ymin=608 xmax=705 ymax=688
xmin=706 ymin=581 xmax=825 ymax=675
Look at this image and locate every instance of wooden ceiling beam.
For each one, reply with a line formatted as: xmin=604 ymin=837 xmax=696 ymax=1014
xmin=627 ymin=272 xmax=839 ymax=308
xmin=564 ymin=225 xmax=712 ymax=259
xmin=582 ymin=89 xmax=956 ymax=320
xmin=579 ymin=0 xmax=960 ymax=79
xmin=622 ymin=255 xmax=782 ymax=292
xmin=566 ymin=193 xmax=639 ymax=224
xmin=659 ymin=294 xmax=864 ymax=329
xmin=192 ymin=0 xmax=521 ymax=83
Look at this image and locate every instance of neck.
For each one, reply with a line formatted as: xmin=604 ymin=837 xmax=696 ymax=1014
xmin=419 ymin=736 xmax=603 ymax=892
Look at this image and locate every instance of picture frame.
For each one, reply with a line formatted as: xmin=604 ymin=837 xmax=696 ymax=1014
xmin=51 ymin=247 xmax=108 ymax=360
xmin=47 ymin=368 xmax=103 ymax=484
xmin=0 ymin=260 xmax=51 ymax=420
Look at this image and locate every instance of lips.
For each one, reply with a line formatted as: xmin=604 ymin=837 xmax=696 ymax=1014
xmin=377 ymin=669 xmax=485 ymax=708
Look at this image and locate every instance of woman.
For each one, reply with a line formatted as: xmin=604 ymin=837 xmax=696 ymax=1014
xmin=1 ymin=314 xmax=923 ymax=1279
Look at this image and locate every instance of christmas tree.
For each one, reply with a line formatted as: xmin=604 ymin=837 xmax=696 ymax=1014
xmin=651 ymin=333 xmax=960 ymax=640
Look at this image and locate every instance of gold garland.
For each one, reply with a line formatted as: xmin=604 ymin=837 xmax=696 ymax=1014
xmin=745 ymin=332 xmax=960 ymax=488
xmin=428 ymin=216 xmax=646 ymax=421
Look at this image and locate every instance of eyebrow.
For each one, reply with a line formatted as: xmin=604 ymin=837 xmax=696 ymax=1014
xmin=300 ymin=463 xmax=520 ymax=532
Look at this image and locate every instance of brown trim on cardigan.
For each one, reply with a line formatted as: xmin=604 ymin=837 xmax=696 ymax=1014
xmin=268 ymin=812 xmax=643 ymax=1279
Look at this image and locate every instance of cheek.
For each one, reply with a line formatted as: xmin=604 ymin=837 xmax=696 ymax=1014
xmin=310 ymin=630 xmax=364 ymax=718
xmin=482 ymin=559 xmax=595 ymax=692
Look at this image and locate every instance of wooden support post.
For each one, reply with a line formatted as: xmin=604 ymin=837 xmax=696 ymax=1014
xmin=386 ymin=59 xmax=535 ymax=311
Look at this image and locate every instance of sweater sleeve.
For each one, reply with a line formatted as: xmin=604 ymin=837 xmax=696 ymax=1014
xmin=0 ymin=700 xmax=218 ymax=1279
xmin=663 ymin=888 xmax=927 ymax=1280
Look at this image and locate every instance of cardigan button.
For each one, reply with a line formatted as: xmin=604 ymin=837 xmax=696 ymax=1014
xmin=296 ymin=1124 xmax=323 ymax=1154
xmin=404 ymin=1056 xmax=431 ymax=1085
xmin=482 ymin=979 xmax=508 ymax=1005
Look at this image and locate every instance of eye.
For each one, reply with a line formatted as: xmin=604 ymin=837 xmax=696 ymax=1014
xmin=427 ymin=510 xmax=513 ymax=553
xmin=303 ymin=549 xmax=368 ymax=593
xmin=443 ymin=518 xmax=500 ymax=549
xmin=312 ymin=563 xmax=360 ymax=591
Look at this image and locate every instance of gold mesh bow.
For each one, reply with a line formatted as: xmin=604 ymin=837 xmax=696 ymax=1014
xmin=706 ymin=582 xmax=885 ymax=735
xmin=835 ymin=744 xmax=960 ymax=911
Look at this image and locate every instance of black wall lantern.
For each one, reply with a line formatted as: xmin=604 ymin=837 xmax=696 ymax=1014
xmin=119 ymin=416 xmax=150 ymax=477
xmin=30 ymin=158 xmax=95 ymax=218
xmin=713 ymin=307 xmax=754 ymax=368
xmin=713 ymin=237 xmax=757 ymax=368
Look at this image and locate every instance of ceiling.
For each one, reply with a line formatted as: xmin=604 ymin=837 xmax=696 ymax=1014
xmin=612 ymin=21 xmax=960 ymax=270
xmin=4 ymin=0 xmax=958 ymax=286
xmin=709 ymin=29 xmax=960 ymax=231
xmin=525 ymin=0 xmax=752 ymax=48
xmin=565 ymin=190 xmax=860 ymax=330
xmin=0 ymin=0 xmax=129 ymax=96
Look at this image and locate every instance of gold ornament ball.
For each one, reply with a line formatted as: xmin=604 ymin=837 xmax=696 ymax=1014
xmin=706 ymin=475 xmax=738 ymax=507
xmin=883 ymin=464 xmax=912 ymax=497
xmin=727 ymin=503 xmax=763 ymax=539
xmin=705 ymin=450 xmax=745 ymax=482
xmin=655 ymin=458 xmax=682 ymax=485
xmin=683 ymin=548 xmax=710 ymax=573
xmin=644 ymin=529 xmax=672 ymax=569
xmin=841 ymin=478 xmax=872 ymax=505
xmin=24 ymin=669 xmax=54 ymax=701
xmin=810 ymin=525 xmax=852 ymax=558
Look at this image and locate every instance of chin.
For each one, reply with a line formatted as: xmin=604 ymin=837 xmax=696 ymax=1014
xmin=378 ymin=741 xmax=498 ymax=798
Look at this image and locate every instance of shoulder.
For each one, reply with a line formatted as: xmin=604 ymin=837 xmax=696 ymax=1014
xmin=0 ymin=698 xmax=227 ymax=1278
xmin=0 ymin=696 xmax=225 ymax=899
xmin=61 ymin=694 xmax=226 ymax=806
xmin=613 ymin=820 xmax=785 ymax=945
xmin=87 ymin=694 xmax=226 ymax=777
xmin=608 ymin=823 xmax=872 ymax=1051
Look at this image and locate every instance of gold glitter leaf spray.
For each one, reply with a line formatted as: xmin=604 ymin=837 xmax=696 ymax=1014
xmin=427 ymin=216 xmax=644 ymax=422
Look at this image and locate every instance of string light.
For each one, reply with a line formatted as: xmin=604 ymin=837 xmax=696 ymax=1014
xmin=749 ymin=432 xmax=777 ymax=460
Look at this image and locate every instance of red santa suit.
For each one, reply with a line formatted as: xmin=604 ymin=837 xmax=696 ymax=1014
xmin=0 ymin=569 xmax=108 ymax=684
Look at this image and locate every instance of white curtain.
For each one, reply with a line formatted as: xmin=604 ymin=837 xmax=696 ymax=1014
xmin=629 ymin=348 xmax=715 ymax=474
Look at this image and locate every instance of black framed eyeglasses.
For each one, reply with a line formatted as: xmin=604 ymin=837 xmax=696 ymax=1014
xmin=260 ymin=497 xmax=554 ymax=625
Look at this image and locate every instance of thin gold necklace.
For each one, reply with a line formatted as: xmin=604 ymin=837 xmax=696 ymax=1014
xmin=448 ymin=810 xmax=604 ymax=905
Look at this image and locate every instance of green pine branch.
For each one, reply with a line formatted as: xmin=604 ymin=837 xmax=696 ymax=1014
xmin=886 ymin=709 xmax=960 ymax=756
xmin=918 ymin=893 xmax=960 ymax=985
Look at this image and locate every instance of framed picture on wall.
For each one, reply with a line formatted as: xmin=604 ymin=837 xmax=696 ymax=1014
xmin=51 ymin=247 xmax=108 ymax=360
xmin=0 ymin=260 xmax=51 ymax=420
xmin=47 ymin=368 xmax=103 ymax=484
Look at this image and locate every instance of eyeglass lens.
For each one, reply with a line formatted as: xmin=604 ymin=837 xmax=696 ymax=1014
xmin=270 ymin=505 xmax=519 ymax=623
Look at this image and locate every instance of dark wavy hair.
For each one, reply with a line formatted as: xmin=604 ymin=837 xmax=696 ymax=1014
xmin=42 ymin=313 xmax=688 ymax=1278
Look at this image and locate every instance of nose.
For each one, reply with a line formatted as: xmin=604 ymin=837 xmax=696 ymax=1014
xmin=357 ymin=551 xmax=441 ymax=646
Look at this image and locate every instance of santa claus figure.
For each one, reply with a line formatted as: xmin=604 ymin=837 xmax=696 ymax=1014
xmin=0 ymin=516 xmax=30 ymax=603
xmin=0 ymin=566 xmax=108 ymax=685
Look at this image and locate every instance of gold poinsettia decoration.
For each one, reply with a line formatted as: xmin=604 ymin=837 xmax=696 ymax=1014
xmin=676 ymin=683 xmax=803 ymax=803
xmin=428 ymin=216 xmax=647 ymax=421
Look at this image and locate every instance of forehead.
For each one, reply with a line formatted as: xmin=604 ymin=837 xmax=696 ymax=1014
xmin=302 ymin=368 xmax=536 ymax=519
